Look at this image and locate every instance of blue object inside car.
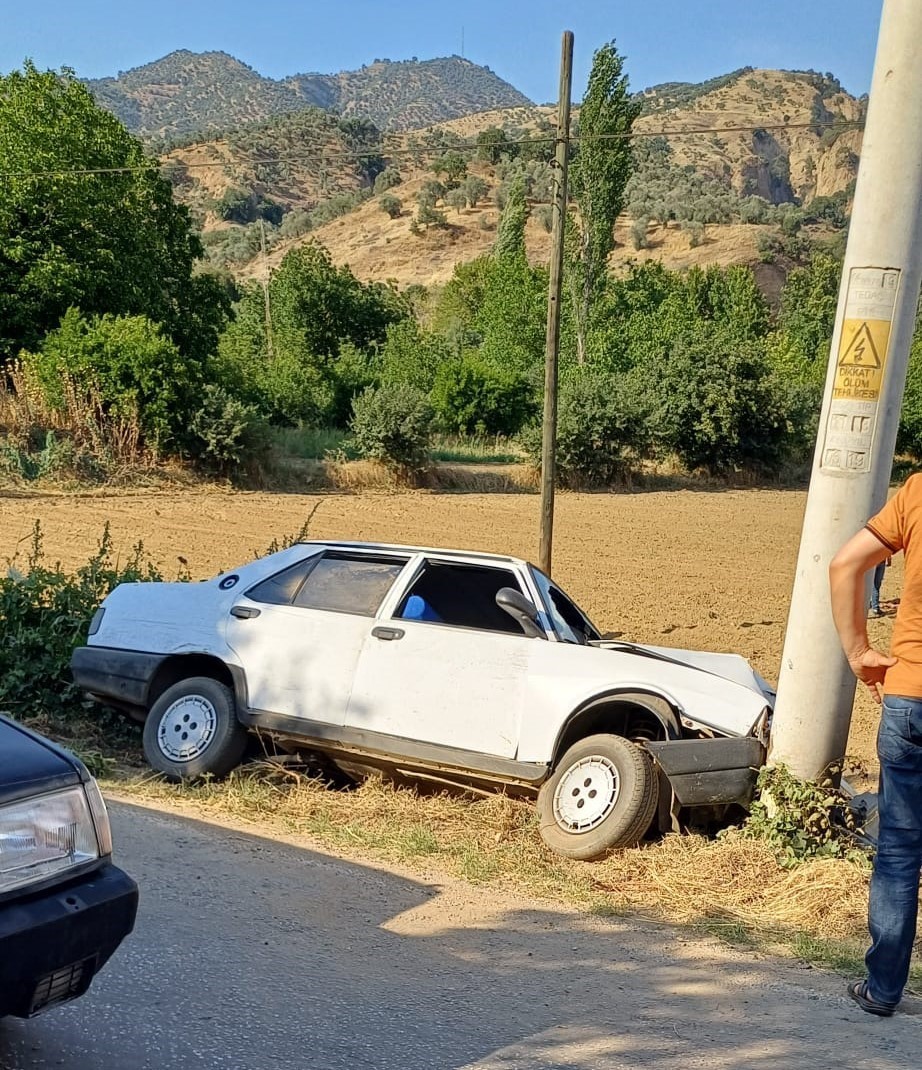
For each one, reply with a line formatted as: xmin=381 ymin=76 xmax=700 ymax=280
xmin=402 ymin=594 xmax=443 ymax=622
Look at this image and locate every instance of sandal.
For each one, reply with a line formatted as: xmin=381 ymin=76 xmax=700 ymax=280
xmin=848 ymin=979 xmax=896 ymax=1017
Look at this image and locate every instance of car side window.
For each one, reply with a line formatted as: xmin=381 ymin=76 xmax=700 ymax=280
xmin=397 ymin=561 xmax=528 ymax=635
xmin=530 ymin=566 xmax=601 ymax=644
xmin=246 ymin=557 xmax=320 ymax=606
xmin=247 ymin=553 xmax=407 ymax=616
xmin=292 ymin=556 xmax=407 ymax=615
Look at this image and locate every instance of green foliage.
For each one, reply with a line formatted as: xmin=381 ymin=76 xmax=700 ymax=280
xmin=521 ymin=366 xmax=642 ymax=486
xmin=0 ymin=522 xmax=165 ymax=720
xmin=775 ymin=252 xmax=842 ymax=366
xmin=431 ymin=151 xmax=468 ymax=186
xmin=21 ymin=309 xmax=201 ymax=453
xmin=373 ymin=166 xmax=402 ymax=193
xmin=431 ymin=353 xmax=534 ymax=437
xmin=217 ymin=242 xmax=406 ymax=426
xmin=638 ymin=332 xmax=790 ymax=473
xmin=566 ymin=40 xmax=642 ymax=363
xmin=189 ymin=385 xmax=271 ymax=473
xmin=476 ymin=126 xmax=510 ymax=163
xmin=0 ymin=63 xmax=229 ymax=366
xmin=897 ymin=336 xmax=922 ymax=460
xmin=462 ymin=175 xmax=489 ymax=208
xmin=379 ymin=320 xmax=451 ymax=394
xmin=738 ymin=765 xmax=868 ymax=869
xmin=348 ymin=384 xmax=433 ymax=470
xmin=379 ymin=193 xmax=402 ymax=218
xmin=493 ymin=177 xmax=528 ymax=261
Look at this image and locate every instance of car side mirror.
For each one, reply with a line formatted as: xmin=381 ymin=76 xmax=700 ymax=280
xmin=496 ymin=587 xmax=544 ymax=639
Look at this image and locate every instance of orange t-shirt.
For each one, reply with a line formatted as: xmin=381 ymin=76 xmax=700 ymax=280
xmin=867 ymin=473 xmax=922 ymax=698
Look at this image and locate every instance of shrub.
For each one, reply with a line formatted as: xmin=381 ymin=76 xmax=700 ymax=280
xmin=897 ymin=337 xmax=922 ymax=459
xmin=189 ymin=385 xmax=271 ymax=474
xmin=520 ymin=367 xmax=642 ymax=486
xmin=0 ymin=523 xmax=166 ymax=722
xmin=637 ymin=332 xmax=790 ymax=473
xmin=21 ymin=308 xmax=202 ymax=454
xmin=379 ymin=193 xmax=402 ymax=218
xmin=348 ymin=384 xmax=433 ymax=470
xmin=431 ymin=353 xmax=535 ymax=437
xmin=373 ymin=166 xmax=402 ymax=193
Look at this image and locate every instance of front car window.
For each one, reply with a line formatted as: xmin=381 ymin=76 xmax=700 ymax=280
xmin=530 ymin=567 xmax=601 ymax=644
xmin=248 ymin=553 xmax=408 ymax=616
xmin=397 ymin=561 xmax=528 ymax=635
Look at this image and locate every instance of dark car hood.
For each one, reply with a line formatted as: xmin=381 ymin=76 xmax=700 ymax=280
xmin=0 ymin=716 xmax=84 ymax=805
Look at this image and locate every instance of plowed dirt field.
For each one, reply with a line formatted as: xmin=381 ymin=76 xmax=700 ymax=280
xmin=0 ymin=486 xmax=896 ymax=766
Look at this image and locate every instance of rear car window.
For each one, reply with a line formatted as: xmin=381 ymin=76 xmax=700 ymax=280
xmin=248 ymin=553 xmax=407 ymax=617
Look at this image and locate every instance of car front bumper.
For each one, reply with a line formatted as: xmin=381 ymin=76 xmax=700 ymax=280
xmin=71 ymin=646 xmax=165 ymax=711
xmin=0 ymin=862 xmax=139 ymax=1018
xmin=645 ymin=736 xmax=765 ymax=807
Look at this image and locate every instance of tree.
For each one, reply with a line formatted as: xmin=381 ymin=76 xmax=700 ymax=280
xmin=379 ymin=193 xmax=402 ymax=218
xmin=494 ymin=178 xmax=528 ymax=261
xmin=431 ymin=151 xmax=468 ymax=187
xmin=217 ymin=242 xmax=407 ymax=425
xmin=0 ymin=63 xmax=228 ymax=365
xmin=476 ymin=127 xmax=510 ymax=164
xmin=565 ymin=41 xmax=641 ymax=364
xmin=463 ymin=175 xmax=489 ymax=208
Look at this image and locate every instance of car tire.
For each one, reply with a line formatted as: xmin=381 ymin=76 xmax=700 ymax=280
xmin=143 ymin=677 xmax=248 ymax=781
xmin=537 ymin=734 xmax=659 ymax=860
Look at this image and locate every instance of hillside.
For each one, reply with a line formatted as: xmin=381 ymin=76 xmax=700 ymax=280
xmin=86 ymin=50 xmax=531 ymax=142
xmin=170 ymin=66 xmax=861 ymax=289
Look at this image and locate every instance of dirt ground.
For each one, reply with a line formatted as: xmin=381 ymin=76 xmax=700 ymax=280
xmin=0 ymin=485 xmax=895 ymax=766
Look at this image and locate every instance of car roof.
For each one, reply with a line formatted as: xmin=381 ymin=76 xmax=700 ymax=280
xmin=296 ymin=540 xmax=530 ymax=570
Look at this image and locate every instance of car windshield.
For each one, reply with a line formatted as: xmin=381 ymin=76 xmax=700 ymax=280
xmin=529 ymin=567 xmax=601 ymax=645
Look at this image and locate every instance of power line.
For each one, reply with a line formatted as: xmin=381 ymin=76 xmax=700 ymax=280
xmin=0 ymin=118 xmax=864 ymax=180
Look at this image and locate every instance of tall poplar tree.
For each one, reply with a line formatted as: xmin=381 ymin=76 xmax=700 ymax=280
xmin=566 ymin=41 xmax=640 ymax=364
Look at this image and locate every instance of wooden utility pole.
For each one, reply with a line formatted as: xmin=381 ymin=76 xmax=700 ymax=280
xmin=770 ymin=0 xmax=922 ymax=778
xmin=538 ymin=30 xmax=573 ymax=576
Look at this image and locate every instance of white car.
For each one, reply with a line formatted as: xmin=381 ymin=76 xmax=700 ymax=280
xmin=71 ymin=540 xmax=773 ymax=860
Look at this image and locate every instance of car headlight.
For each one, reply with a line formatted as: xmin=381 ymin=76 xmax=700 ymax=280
xmin=0 ymin=787 xmax=102 ymax=895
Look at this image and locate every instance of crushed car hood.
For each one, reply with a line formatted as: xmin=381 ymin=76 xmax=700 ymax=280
xmin=589 ymin=640 xmax=775 ymax=721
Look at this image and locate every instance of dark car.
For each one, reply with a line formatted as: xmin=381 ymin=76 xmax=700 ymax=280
xmin=0 ymin=715 xmax=138 ymax=1018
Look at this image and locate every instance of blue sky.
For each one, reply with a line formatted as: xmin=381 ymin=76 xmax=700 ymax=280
xmin=5 ymin=1 xmax=882 ymax=100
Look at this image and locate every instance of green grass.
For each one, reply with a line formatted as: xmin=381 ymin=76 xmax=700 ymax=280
xmin=271 ymin=426 xmax=351 ymax=460
xmin=272 ymin=426 xmax=526 ymax=465
xmin=430 ymin=435 xmax=525 ymax=464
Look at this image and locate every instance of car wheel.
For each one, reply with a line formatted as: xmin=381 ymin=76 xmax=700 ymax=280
xmin=143 ymin=677 xmax=248 ymax=781
xmin=537 ymin=734 xmax=659 ymax=860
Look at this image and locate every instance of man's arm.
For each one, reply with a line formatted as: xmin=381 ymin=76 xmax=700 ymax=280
xmin=829 ymin=528 xmax=896 ymax=703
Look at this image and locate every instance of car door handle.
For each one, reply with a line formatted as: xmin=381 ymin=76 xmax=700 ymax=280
xmin=371 ymin=626 xmax=404 ymax=641
xmin=230 ymin=605 xmax=261 ymax=619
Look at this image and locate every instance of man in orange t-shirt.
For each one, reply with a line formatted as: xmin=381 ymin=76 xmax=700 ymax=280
xmin=830 ymin=473 xmax=922 ymax=1016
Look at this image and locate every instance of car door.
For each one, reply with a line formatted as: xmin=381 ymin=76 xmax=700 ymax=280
xmin=345 ymin=558 xmax=538 ymax=758
xmin=225 ymin=550 xmax=410 ymax=726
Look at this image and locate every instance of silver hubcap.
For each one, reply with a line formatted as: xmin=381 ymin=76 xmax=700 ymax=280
xmin=157 ymin=694 xmax=218 ymax=763
xmin=553 ymin=756 xmax=619 ymax=832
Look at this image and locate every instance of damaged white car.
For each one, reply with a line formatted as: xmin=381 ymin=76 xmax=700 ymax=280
xmin=71 ymin=541 xmax=773 ymax=860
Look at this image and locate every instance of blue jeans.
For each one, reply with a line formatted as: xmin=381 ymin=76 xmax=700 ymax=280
xmin=870 ymin=561 xmax=886 ymax=613
xmin=866 ymin=695 xmax=922 ymax=1005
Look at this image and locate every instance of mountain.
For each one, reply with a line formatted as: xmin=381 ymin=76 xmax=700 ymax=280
xmin=86 ymin=50 xmax=532 ymax=142
xmin=160 ymin=65 xmax=862 ymax=290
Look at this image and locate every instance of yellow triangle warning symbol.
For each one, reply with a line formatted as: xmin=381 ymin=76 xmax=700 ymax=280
xmin=839 ymin=322 xmax=882 ymax=369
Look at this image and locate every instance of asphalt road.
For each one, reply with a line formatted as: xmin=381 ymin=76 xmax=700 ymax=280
xmin=2 ymin=802 xmax=921 ymax=1070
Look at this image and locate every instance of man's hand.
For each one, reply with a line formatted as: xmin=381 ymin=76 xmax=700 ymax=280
xmin=847 ymin=646 xmax=898 ymax=704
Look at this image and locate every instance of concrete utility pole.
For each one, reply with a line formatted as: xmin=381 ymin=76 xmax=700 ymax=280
xmin=538 ymin=30 xmax=573 ymax=576
xmin=770 ymin=0 xmax=922 ymax=780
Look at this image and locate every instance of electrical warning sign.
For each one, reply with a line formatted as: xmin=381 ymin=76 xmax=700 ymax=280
xmin=832 ymin=318 xmax=890 ymax=402
xmin=820 ymin=267 xmax=901 ymax=475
